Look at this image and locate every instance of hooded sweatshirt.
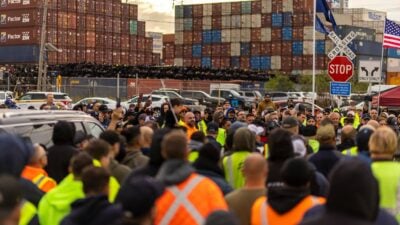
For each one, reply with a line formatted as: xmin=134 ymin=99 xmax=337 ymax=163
xmin=300 ymin=158 xmax=380 ymax=225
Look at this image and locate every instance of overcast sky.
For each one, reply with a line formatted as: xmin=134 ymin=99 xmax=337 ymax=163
xmin=126 ymin=0 xmax=400 ymax=33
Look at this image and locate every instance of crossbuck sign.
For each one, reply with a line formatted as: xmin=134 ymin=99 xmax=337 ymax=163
xmin=327 ymin=31 xmax=357 ymax=60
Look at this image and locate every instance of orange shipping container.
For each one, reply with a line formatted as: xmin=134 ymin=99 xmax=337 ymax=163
xmin=193 ymin=5 xmax=203 ymax=18
xmin=212 ymin=57 xmax=221 ymax=68
xmin=86 ymin=48 xmax=96 ymax=63
xmin=251 ymin=28 xmax=262 ymax=42
xmin=293 ymin=27 xmax=304 ymax=40
xmin=95 ymin=49 xmax=105 ymax=64
xmin=251 ymin=1 xmax=262 ymax=14
xmin=163 ymin=34 xmax=175 ymax=43
xmin=261 ymin=42 xmax=271 ymax=55
xmin=281 ymin=56 xmax=293 ymax=71
xmin=183 ymin=58 xmax=192 ymax=67
xmin=221 ymin=43 xmax=231 ymax=56
xmin=192 ymin=58 xmax=201 ymax=67
xmin=272 ymin=0 xmax=283 ymax=12
xmin=67 ymin=0 xmax=77 ymax=11
xmin=202 ymin=45 xmax=212 ymax=56
xmin=212 ymin=44 xmax=222 ymax=57
xmin=221 ymin=57 xmax=230 ymax=68
xmin=212 ymin=3 xmax=222 ymax=16
xmin=271 ymin=28 xmax=282 ymax=41
xmin=240 ymin=57 xmax=250 ymax=69
xmin=293 ymin=56 xmax=303 ymax=69
xmin=251 ymin=42 xmax=261 ymax=56
xmin=231 ymin=2 xmax=241 ymax=15
xmin=183 ymin=31 xmax=193 ymax=44
xmin=303 ymin=13 xmax=313 ymax=26
xmin=271 ymin=42 xmax=282 ymax=55
xmin=281 ymin=41 xmax=292 ymax=56
xmin=261 ymin=14 xmax=271 ymax=27
xmin=192 ymin=31 xmax=202 ymax=44
xmin=292 ymin=13 xmax=304 ymax=26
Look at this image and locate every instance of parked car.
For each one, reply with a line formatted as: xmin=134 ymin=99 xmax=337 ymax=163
xmin=122 ymin=94 xmax=169 ymax=109
xmin=0 ymin=110 xmax=104 ymax=147
xmin=0 ymin=91 xmax=13 ymax=103
xmin=73 ymin=97 xmax=117 ymax=110
xmin=15 ymin=92 xmax=72 ymax=109
xmin=238 ymin=90 xmax=262 ymax=103
xmin=180 ymin=90 xmax=224 ymax=107
xmin=273 ymin=100 xmax=324 ymax=111
xmin=152 ymin=90 xmax=199 ymax=106
xmin=210 ymin=89 xmax=252 ymax=109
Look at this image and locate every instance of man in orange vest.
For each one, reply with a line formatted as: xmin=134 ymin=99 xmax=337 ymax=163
xmin=21 ymin=143 xmax=57 ymax=193
xmin=251 ymin=158 xmax=325 ymax=225
xmin=182 ymin=112 xmax=199 ymax=141
xmin=155 ymin=130 xmax=228 ymax=225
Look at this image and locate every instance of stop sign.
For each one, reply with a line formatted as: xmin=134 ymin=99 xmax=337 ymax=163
xmin=328 ymin=56 xmax=354 ymax=82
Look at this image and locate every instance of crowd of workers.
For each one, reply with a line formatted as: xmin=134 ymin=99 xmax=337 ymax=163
xmin=1 ymin=92 xmax=400 ymax=225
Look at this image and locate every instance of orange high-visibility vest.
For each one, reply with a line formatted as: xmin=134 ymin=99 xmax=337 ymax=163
xmin=251 ymin=195 xmax=325 ymax=225
xmin=21 ymin=166 xmax=57 ymax=193
xmin=155 ymin=173 xmax=228 ymax=225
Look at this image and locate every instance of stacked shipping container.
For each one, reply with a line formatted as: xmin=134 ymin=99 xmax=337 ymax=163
xmin=0 ymin=0 xmax=160 ymax=66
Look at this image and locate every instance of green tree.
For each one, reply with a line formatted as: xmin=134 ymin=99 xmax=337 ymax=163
xmin=299 ymin=74 xmax=331 ymax=93
xmin=265 ymin=73 xmax=295 ymax=91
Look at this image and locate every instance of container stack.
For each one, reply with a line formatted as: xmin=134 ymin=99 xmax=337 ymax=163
xmin=0 ymin=0 xmax=160 ymax=66
xmin=163 ymin=34 xmax=175 ymax=65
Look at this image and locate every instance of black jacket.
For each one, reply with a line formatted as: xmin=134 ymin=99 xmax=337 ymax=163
xmin=308 ymin=144 xmax=343 ymax=178
xmin=267 ymin=186 xmax=311 ymax=214
xmin=46 ymin=144 xmax=78 ymax=183
xmin=61 ymin=195 xmax=123 ymax=225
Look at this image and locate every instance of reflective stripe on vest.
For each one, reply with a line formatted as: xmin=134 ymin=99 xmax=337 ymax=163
xmin=343 ymin=147 xmax=358 ymax=156
xmin=159 ymin=176 xmax=205 ymax=225
xmin=32 ymin=174 xmax=47 ymax=189
xmin=259 ymin=196 xmax=320 ymax=225
xmin=227 ymin=156 xmax=234 ymax=187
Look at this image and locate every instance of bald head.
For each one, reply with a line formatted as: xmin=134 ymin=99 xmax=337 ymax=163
xmin=242 ymin=153 xmax=268 ymax=184
xmin=341 ymin=125 xmax=356 ymax=142
xmin=161 ymin=130 xmax=188 ymax=160
xmin=29 ymin=144 xmax=47 ymax=168
xmin=184 ymin=112 xmax=196 ymax=127
xmin=367 ymin=120 xmax=380 ymax=130
xmin=140 ymin=126 xmax=154 ymax=148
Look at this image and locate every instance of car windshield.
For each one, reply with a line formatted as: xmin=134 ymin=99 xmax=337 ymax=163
xmin=231 ymin=90 xmax=241 ymax=97
xmin=0 ymin=93 xmax=5 ymax=99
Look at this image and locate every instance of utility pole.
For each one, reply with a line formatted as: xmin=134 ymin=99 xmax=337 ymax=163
xmin=37 ymin=0 xmax=48 ymax=91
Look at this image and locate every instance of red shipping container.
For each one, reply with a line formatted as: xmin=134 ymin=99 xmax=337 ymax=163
xmin=121 ymin=35 xmax=129 ymax=49
xmin=67 ymin=0 xmax=76 ymax=11
xmin=48 ymin=0 xmax=57 ymax=9
xmin=303 ymin=13 xmax=313 ymax=26
xmin=281 ymin=41 xmax=292 ymax=56
xmin=86 ymin=0 xmax=95 ymax=14
xmin=67 ymin=13 xmax=76 ymax=29
xmin=0 ymin=27 xmax=39 ymax=46
xmin=220 ymin=57 xmax=230 ymax=68
xmin=145 ymin=37 xmax=153 ymax=51
xmin=183 ymin=58 xmax=192 ymax=67
xmin=129 ymin=52 xmax=137 ymax=65
xmin=137 ymin=21 xmax=145 ymax=36
xmin=212 ymin=3 xmax=222 ymax=16
xmin=137 ymin=52 xmax=145 ymax=65
xmin=221 ymin=43 xmax=231 ymax=56
xmin=271 ymin=42 xmax=281 ymax=55
xmin=261 ymin=42 xmax=271 ymax=55
xmin=212 ymin=16 xmax=222 ymax=29
xmin=48 ymin=10 xmax=58 ymax=28
xmin=121 ymin=20 xmax=129 ymax=33
xmin=192 ymin=58 xmax=201 ymax=67
xmin=67 ymin=48 xmax=77 ymax=63
xmin=57 ymin=30 xmax=67 ymax=46
xmin=183 ymin=31 xmax=193 ymax=44
xmin=281 ymin=56 xmax=293 ymax=71
xmin=293 ymin=27 xmax=304 ymax=40
xmin=86 ymin=15 xmax=95 ymax=31
xmin=303 ymin=0 xmax=314 ymax=13
xmin=137 ymin=36 xmax=145 ymax=51
xmin=95 ymin=33 xmax=104 ymax=48
xmin=113 ymin=0 xmax=122 ymax=17
xmin=67 ymin=30 xmax=77 ymax=46
xmin=192 ymin=31 xmax=202 ymax=44
xmin=86 ymin=31 xmax=95 ymax=48
xmin=113 ymin=51 xmax=121 ymax=65
xmin=317 ymin=56 xmax=327 ymax=69
xmin=122 ymin=4 xmax=129 ymax=18
xmin=48 ymin=51 xmax=57 ymax=65
xmin=0 ymin=0 xmax=40 ymax=10
xmin=95 ymin=17 xmax=105 ymax=31
xmin=251 ymin=1 xmax=262 ymax=14
xmin=211 ymin=44 xmax=221 ymax=57
xmin=251 ymin=43 xmax=261 ymax=56
xmin=231 ymin=2 xmax=241 ymax=15
xmin=0 ymin=9 xmax=40 ymax=28
xmin=130 ymin=35 xmax=137 ymax=50
xmin=261 ymin=14 xmax=272 ymax=27
xmin=293 ymin=0 xmax=305 ymax=12
xmin=302 ymin=55 xmax=313 ymax=69
xmin=183 ymin=45 xmax=192 ymax=58
xmin=113 ymin=18 xmax=121 ymax=33
xmin=193 ymin=18 xmax=203 ymax=31
xmin=164 ymin=58 xmax=174 ymax=66
xmin=58 ymin=50 xmax=67 ymax=64
xmin=129 ymin=4 xmax=138 ymax=20
xmin=105 ymin=50 xmax=113 ymax=64
xmin=76 ymin=48 xmax=86 ymax=62
xmin=292 ymin=13 xmax=304 ymax=26
xmin=95 ymin=49 xmax=105 ymax=64
xmin=271 ymin=28 xmax=282 ymax=41
xmin=292 ymin=56 xmax=302 ymax=69
xmin=57 ymin=0 xmax=67 ymax=10
xmin=105 ymin=1 xmax=113 ymax=16
xmin=105 ymin=33 xmax=113 ymax=49
xmin=202 ymin=45 xmax=212 ymax=56
xmin=105 ymin=16 xmax=112 ymax=31
xmin=112 ymin=36 xmax=121 ymax=49
xmin=272 ymin=0 xmax=283 ymax=12
xmin=57 ymin=12 xmax=67 ymax=29
xmin=152 ymin=53 xmax=160 ymax=65
xmin=76 ymin=14 xmax=86 ymax=30
xmin=175 ymin=45 xmax=183 ymax=58
xmin=240 ymin=57 xmax=250 ymax=69
xmin=212 ymin=57 xmax=221 ymax=68
xmin=163 ymin=34 xmax=175 ymax=43
xmin=47 ymin=29 xmax=58 ymax=45
xmin=251 ymin=28 xmax=262 ymax=42
xmin=86 ymin=48 xmax=96 ymax=63
xmin=193 ymin=5 xmax=203 ymax=18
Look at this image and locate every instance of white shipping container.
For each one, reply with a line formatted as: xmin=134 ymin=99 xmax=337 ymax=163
xmin=231 ymin=15 xmax=241 ymax=28
xmin=231 ymin=29 xmax=241 ymax=42
xmin=222 ymin=2 xmax=231 ymax=15
xmin=271 ymin=56 xmax=281 ymax=70
xmin=231 ymin=43 xmax=241 ymax=56
xmin=261 ymin=0 xmax=272 ymax=13
xmin=375 ymin=33 xmax=383 ymax=42
xmin=240 ymin=28 xmax=251 ymax=42
xmin=222 ymin=16 xmax=231 ymax=29
xmin=175 ymin=18 xmax=183 ymax=32
xmin=303 ymin=41 xmax=313 ymax=55
xmin=175 ymin=32 xmax=184 ymax=45
xmin=388 ymin=58 xmax=400 ymax=72
xmin=251 ymin=14 xmax=261 ymax=28
xmin=334 ymin=14 xmax=353 ymax=26
xmin=325 ymin=41 xmax=334 ymax=54
xmin=303 ymin=26 xmax=325 ymax=40
xmin=241 ymin=15 xmax=252 ymax=28
xmin=222 ymin=29 xmax=231 ymax=42
xmin=203 ymin=16 xmax=212 ymax=30
xmin=203 ymin=4 xmax=212 ymax=16
xmin=282 ymin=0 xmax=293 ymax=12
xmin=261 ymin=28 xmax=271 ymax=42
xmin=174 ymin=58 xmax=183 ymax=66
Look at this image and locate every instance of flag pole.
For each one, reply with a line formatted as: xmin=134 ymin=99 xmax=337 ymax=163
xmin=312 ymin=0 xmax=316 ymax=116
xmin=377 ymin=18 xmax=386 ymax=110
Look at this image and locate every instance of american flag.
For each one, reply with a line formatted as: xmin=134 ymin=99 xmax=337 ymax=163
xmin=383 ymin=19 xmax=400 ymax=49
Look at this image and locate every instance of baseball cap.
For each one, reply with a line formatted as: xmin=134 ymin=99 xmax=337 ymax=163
xmin=99 ymin=104 xmax=110 ymax=113
xmin=117 ymin=176 xmax=165 ymax=218
xmin=282 ymin=117 xmax=298 ymax=129
xmin=362 ymin=113 xmax=371 ymax=120
xmin=207 ymin=122 xmax=219 ymax=133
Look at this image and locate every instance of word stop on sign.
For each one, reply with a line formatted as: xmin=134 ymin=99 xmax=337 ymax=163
xmin=329 ymin=64 xmax=352 ymax=74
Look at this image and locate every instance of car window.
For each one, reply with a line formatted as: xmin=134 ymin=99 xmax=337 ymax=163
xmin=31 ymin=94 xmax=46 ymax=100
xmin=0 ymin=93 xmax=5 ymax=99
xmin=274 ymin=93 xmax=287 ymax=98
xmin=54 ymin=94 xmax=67 ymax=100
xmin=245 ymin=92 xmax=254 ymax=97
xmin=152 ymin=97 xmax=160 ymax=101
xmin=85 ymin=122 xmax=104 ymax=138
xmin=20 ymin=94 xmax=32 ymax=100
xmin=10 ymin=123 xmax=55 ymax=147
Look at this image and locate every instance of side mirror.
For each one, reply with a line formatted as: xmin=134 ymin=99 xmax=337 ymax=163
xmin=228 ymin=94 xmax=233 ymax=98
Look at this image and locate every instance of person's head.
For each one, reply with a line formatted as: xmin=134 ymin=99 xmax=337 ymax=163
xmin=92 ymin=102 xmax=101 ymax=112
xmin=329 ymin=112 xmax=340 ymax=127
xmin=246 ymin=113 xmax=255 ymax=124
xmin=369 ymin=126 xmax=398 ymax=159
xmin=316 ymin=123 xmax=336 ymax=146
xmin=184 ymin=112 xmax=196 ymax=127
xmin=161 ymin=130 xmax=188 ymax=160
xmin=0 ymin=134 xmax=33 ymax=178
xmin=264 ymin=94 xmax=271 ymax=102
xmin=213 ymin=111 xmax=225 ymax=125
xmin=140 ymin=126 xmax=154 ymax=148
xmin=378 ymin=117 xmax=387 ymax=126
xmin=232 ymin=127 xmax=256 ymax=152
xmin=282 ymin=116 xmax=299 ymax=135
xmin=84 ymin=139 xmax=112 ymax=168
xmin=281 ymin=158 xmax=313 ymax=188
xmin=121 ymin=126 xmax=142 ymax=148
xmin=242 ymin=153 xmax=268 ymax=185
xmin=206 ymin=122 xmax=219 ymax=137
xmin=221 ymin=118 xmax=231 ymax=130
xmin=190 ymin=131 xmax=206 ymax=143
xmin=370 ymin=109 xmax=378 ymax=120
xmin=52 ymin=121 xmax=76 ymax=145
xmin=138 ymin=113 xmax=147 ymax=126
xmin=297 ymin=112 xmax=306 ymax=124
xmin=316 ymin=113 xmax=324 ymax=124
xmin=362 ymin=113 xmax=371 ymax=125
xmin=46 ymin=93 xmax=54 ymax=105
xmin=81 ymin=166 xmax=110 ymax=196
xmin=69 ymin=152 xmax=93 ymax=180
xmin=223 ymin=101 xmax=231 ymax=110
xmin=236 ymin=110 xmax=246 ymax=122
xmin=356 ymin=126 xmax=375 ymax=152
xmin=0 ymin=175 xmax=22 ymax=225
xmin=205 ymin=211 xmax=240 ymax=225
xmin=170 ymin=98 xmax=182 ymax=115
xmin=341 ymin=125 xmax=356 ymax=143
xmin=306 ymin=115 xmax=316 ymax=126
xmin=161 ymin=103 xmax=170 ymax=113
xmin=268 ymin=128 xmax=294 ymax=161
xmin=29 ymin=143 xmax=48 ymax=168
xmin=99 ymin=130 xmax=121 ymax=157
xmin=265 ymin=111 xmax=279 ymax=122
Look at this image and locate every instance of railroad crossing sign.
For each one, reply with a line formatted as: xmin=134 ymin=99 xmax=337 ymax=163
xmin=328 ymin=56 xmax=354 ymax=82
xmin=358 ymin=60 xmax=381 ymax=83
xmin=327 ymin=31 xmax=357 ymax=60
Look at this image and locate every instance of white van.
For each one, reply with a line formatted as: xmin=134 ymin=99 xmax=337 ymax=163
xmin=0 ymin=91 xmax=14 ymax=104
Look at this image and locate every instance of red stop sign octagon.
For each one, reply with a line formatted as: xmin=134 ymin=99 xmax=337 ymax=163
xmin=328 ymin=56 xmax=354 ymax=82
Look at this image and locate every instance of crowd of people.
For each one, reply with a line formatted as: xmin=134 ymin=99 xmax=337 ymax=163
xmin=1 ymin=92 xmax=400 ymax=225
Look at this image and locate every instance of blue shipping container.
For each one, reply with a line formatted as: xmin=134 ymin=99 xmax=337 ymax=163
xmin=388 ymin=48 xmax=400 ymax=59
xmin=349 ymin=40 xmax=382 ymax=57
xmin=241 ymin=1 xmax=252 ymax=14
xmin=211 ymin=30 xmax=221 ymax=43
xmin=231 ymin=57 xmax=240 ymax=68
xmin=272 ymin=13 xmax=283 ymax=27
xmin=175 ymin=5 xmax=184 ymax=18
xmin=183 ymin=18 xmax=193 ymax=31
xmin=250 ymin=56 xmax=261 ymax=70
xmin=192 ymin=45 xmax=202 ymax=57
xmin=202 ymin=57 xmax=211 ymax=68
xmin=292 ymin=41 xmax=303 ymax=56
xmin=203 ymin=31 xmax=212 ymax=44
xmin=241 ymin=42 xmax=251 ymax=56
xmin=260 ymin=56 xmax=271 ymax=70
xmin=316 ymin=40 xmax=325 ymax=55
xmin=283 ymin=12 xmax=292 ymax=27
xmin=183 ymin=5 xmax=193 ymax=18
xmin=0 ymin=45 xmax=39 ymax=63
xmin=282 ymin=27 xmax=292 ymax=40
